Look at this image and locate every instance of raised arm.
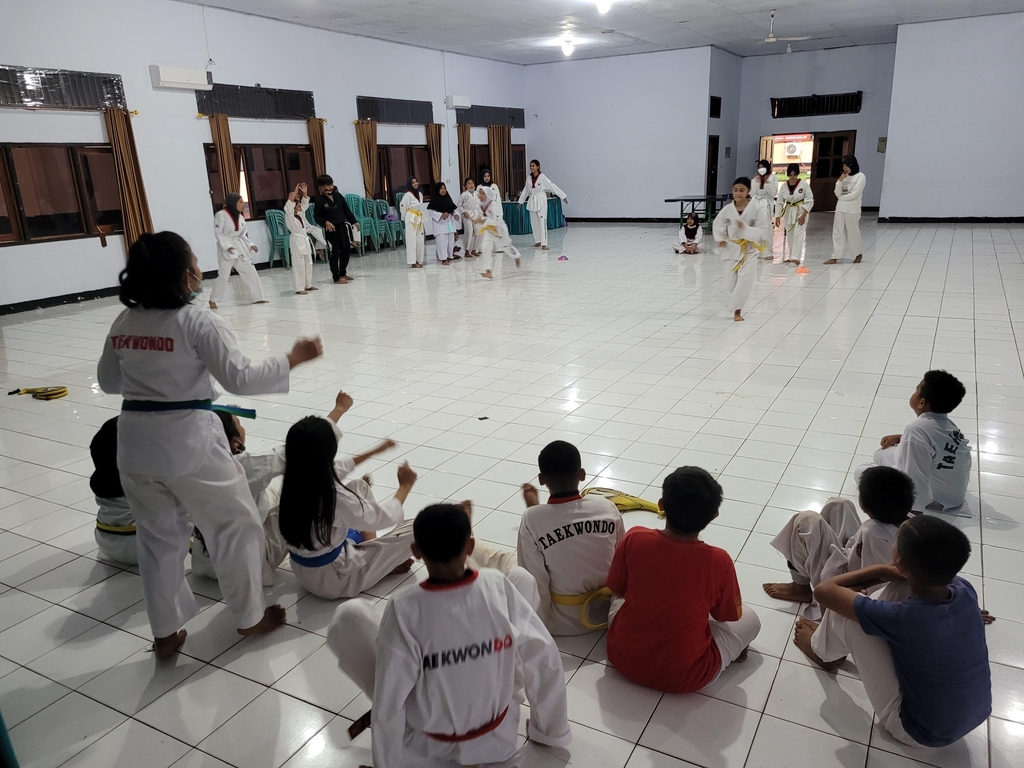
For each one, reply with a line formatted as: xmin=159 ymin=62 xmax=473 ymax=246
xmin=547 ymin=177 xmax=567 ymax=201
xmin=813 ymin=563 xmax=905 ymax=621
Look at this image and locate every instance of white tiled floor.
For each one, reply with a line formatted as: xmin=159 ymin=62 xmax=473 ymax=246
xmin=1 ymin=217 xmax=1023 ymax=767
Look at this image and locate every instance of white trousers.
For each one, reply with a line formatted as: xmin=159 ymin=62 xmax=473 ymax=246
xmin=209 ymin=255 xmax=265 ymax=303
xmin=291 ymin=519 xmax=417 ymax=600
xmin=783 ymin=219 xmax=808 ymax=262
xmin=832 ymin=211 xmax=863 ymax=260
xmin=480 ymin=235 xmax=522 ymax=273
xmin=811 ymin=583 xmax=917 ymax=746
xmin=121 ymin=437 xmax=266 ymax=638
xmin=530 ymin=210 xmax=547 ymax=246
xmin=469 ymin=546 xmax=542 ymax=614
xmin=433 ymin=231 xmax=455 ymax=262
xmin=460 ymin=221 xmax=476 ymax=254
xmin=727 ymin=257 xmax=755 ymax=313
xmin=290 ymin=235 xmax=314 ymax=292
xmin=771 ymin=500 xmax=860 ymax=588
xmin=405 ymin=225 xmax=425 ymax=265
xmin=95 ymin=531 xmax=138 ymax=566
xmin=854 ymin=446 xmax=900 ymax=488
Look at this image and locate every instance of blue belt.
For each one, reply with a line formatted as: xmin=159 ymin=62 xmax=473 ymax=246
xmin=122 ymin=399 xmax=256 ymax=419
xmin=289 ymin=530 xmax=363 ymax=568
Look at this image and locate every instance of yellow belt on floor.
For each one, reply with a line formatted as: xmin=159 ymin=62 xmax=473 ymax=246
xmin=551 ymin=586 xmax=614 ymax=630
xmin=8 ymin=386 xmax=68 ymax=401
xmin=95 ymin=522 xmax=137 ymax=535
xmin=582 ymin=487 xmax=663 ymax=517
xmin=730 ymin=238 xmax=766 ymax=271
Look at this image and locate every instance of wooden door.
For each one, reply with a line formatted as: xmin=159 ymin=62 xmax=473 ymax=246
xmin=810 ymin=130 xmax=856 ymax=212
xmin=706 ymin=135 xmax=719 ymax=197
xmin=759 ymin=135 xmax=775 ymax=170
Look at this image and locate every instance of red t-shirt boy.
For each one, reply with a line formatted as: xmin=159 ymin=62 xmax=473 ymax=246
xmin=607 ymin=466 xmax=762 ymax=693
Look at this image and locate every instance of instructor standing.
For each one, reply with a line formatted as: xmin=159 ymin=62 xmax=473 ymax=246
xmin=313 ymin=174 xmax=358 ymax=284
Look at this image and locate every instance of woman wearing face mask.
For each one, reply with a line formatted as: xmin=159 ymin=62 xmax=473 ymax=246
xmin=313 ymin=174 xmax=358 ymax=285
xmin=824 ymin=155 xmax=866 ymax=265
xmin=517 ymin=159 xmax=567 ymax=250
xmin=751 ymin=159 xmax=778 ymax=259
xmin=209 ymin=193 xmax=267 ymax=310
xmin=97 ymin=231 xmax=323 ymax=659
xmin=400 ymin=177 xmax=427 ymax=268
xmin=774 ymin=163 xmax=814 ymax=265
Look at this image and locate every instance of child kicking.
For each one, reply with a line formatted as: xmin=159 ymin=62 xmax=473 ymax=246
xmin=278 ymin=392 xmax=418 ymax=599
xmin=90 ymin=417 xmax=138 ymax=565
xmin=763 ymin=466 xmax=914 ymax=617
xmin=607 ymin=467 xmax=760 ymax=693
xmin=797 ymin=515 xmax=992 ymax=748
xmin=327 ymin=503 xmax=571 ymax=768
xmin=857 ymin=370 xmax=972 ymax=513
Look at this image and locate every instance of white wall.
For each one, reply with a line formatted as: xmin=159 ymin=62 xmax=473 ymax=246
xmin=525 ymin=48 xmax=712 ymax=218
xmin=737 ymin=44 xmax=896 ymax=207
xmin=0 ymin=0 xmax=526 ymax=306
xmin=709 ymin=48 xmax=742 ymax=196
xmin=881 ymin=13 xmax=1024 ymax=218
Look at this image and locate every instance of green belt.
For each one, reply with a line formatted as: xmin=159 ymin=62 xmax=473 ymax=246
xmin=122 ymin=400 xmax=256 ymax=419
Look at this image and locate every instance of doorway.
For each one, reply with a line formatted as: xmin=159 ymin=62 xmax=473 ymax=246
xmin=810 ymin=130 xmax=856 ymax=212
xmin=706 ymin=135 xmax=719 ymax=197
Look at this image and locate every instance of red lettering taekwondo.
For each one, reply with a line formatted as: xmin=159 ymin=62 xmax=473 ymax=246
xmin=110 ymin=335 xmax=175 ymax=352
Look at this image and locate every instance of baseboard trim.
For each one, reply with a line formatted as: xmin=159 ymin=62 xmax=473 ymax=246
xmin=862 ymin=206 xmax=879 ymax=212
xmin=565 ymin=217 xmax=677 ymax=224
xmin=1 ymin=286 xmax=120 ymax=317
xmin=877 ymin=216 xmax=1024 ymax=223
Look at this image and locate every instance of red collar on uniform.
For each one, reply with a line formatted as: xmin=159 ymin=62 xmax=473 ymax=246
xmin=548 ymin=492 xmax=582 ymax=505
xmin=420 ymin=569 xmax=479 ymax=592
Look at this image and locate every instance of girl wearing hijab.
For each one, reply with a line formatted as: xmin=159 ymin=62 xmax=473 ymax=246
xmin=517 ymin=159 xmax=567 ymax=250
xmin=210 ymin=193 xmax=267 ymax=309
xmin=480 ymin=168 xmax=503 ymax=220
xmin=673 ymin=212 xmax=703 ymax=255
xmin=400 ymin=177 xmax=427 ymax=268
xmin=428 ymin=182 xmax=459 ymax=264
xmin=775 ymin=163 xmax=814 ymax=265
xmin=751 ymin=159 xmax=778 ymax=259
xmin=473 ymin=186 xmax=521 ymax=279
xmin=824 ymin=155 xmax=866 ymax=265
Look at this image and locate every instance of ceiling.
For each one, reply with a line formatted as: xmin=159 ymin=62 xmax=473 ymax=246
xmin=181 ymin=0 xmax=1024 ymax=64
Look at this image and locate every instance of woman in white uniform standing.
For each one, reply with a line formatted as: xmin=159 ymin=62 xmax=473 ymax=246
xmin=751 ymin=159 xmax=778 ymax=259
xmin=715 ymin=177 xmax=770 ymax=322
xmin=427 ymin=183 xmax=459 ymax=264
xmin=517 ymin=159 xmax=567 ymax=250
xmin=97 ymin=231 xmax=323 ymax=658
xmin=824 ymin=155 xmax=866 ymax=265
xmin=284 ymin=183 xmax=317 ymax=295
xmin=480 ymin=168 xmax=503 ymax=219
xmin=209 ymin=193 xmax=267 ymax=310
xmin=400 ymin=177 xmax=427 ymax=269
xmin=775 ymin=163 xmax=814 ymax=265
xmin=459 ymin=178 xmax=481 ymax=258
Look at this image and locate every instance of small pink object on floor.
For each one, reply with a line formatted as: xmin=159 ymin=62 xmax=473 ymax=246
xmin=558 ymin=255 xmax=569 ymax=261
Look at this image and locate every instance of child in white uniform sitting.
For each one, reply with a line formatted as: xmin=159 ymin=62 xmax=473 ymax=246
xmin=763 ymin=467 xmax=914 ymax=618
xmin=856 ymin=370 xmax=972 ymax=514
xmin=90 ymin=417 xmax=138 ymax=565
xmin=327 ymin=503 xmax=571 ymax=768
xmin=278 ymin=392 xmax=418 ymax=599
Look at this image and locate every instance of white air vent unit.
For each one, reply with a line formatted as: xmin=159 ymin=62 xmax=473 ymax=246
xmin=445 ymin=95 xmax=471 ymax=110
xmin=785 ymin=143 xmax=799 ymax=156
xmin=149 ymin=65 xmax=213 ymax=91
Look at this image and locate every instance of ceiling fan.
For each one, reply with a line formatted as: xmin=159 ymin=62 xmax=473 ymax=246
xmin=761 ymin=10 xmax=811 ymax=44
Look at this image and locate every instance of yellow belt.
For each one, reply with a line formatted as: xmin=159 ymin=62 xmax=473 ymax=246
xmin=8 ymin=386 xmax=68 ymax=401
xmin=407 ymin=209 xmax=423 ymax=231
xmin=550 ymin=586 xmax=614 ymax=630
xmin=730 ymin=238 xmax=766 ymax=272
xmin=478 ymin=224 xmax=498 ymax=236
xmin=96 ymin=522 xmax=137 ymax=535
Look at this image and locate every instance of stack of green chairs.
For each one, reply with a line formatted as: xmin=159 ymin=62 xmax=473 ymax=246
xmin=364 ymin=197 xmax=390 ymax=248
xmin=377 ymin=199 xmax=403 ymax=247
xmin=303 ymin=204 xmax=327 ymax=261
xmin=263 ymin=209 xmax=291 ymax=267
xmin=345 ymin=194 xmax=379 ymax=255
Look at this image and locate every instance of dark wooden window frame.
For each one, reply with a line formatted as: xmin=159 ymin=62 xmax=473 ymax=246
xmin=203 ymin=143 xmax=316 ymax=220
xmin=375 ymin=144 xmax=435 ymax=204
xmin=0 ymin=142 xmax=124 ymax=248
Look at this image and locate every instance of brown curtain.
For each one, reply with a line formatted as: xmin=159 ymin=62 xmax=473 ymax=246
xmin=209 ymin=113 xmax=238 ymax=197
xmin=457 ymin=123 xmax=472 ymax=187
xmin=307 ymin=117 xmax=326 ymax=178
xmin=426 ymin=123 xmax=443 ymax=186
xmin=487 ymin=125 xmax=512 ymax=200
xmin=103 ymin=108 xmax=154 ymax=253
xmin=354 ymin=119 xmax=378 ymax=197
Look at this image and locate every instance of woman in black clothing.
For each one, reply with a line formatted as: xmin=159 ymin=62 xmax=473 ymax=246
xmin=313 ymin=174 xmax=358 ymax=284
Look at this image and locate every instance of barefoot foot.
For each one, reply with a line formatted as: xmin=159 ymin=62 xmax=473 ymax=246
xmin=853 ymin=254 xmax=862 ymax=263
xmin=253 ymin=300 xmax=269 ymax=304
xmin=307 ymin=286 xmax=318 ymax=291
xmin=793 ymin=618 xmax=845 ymax=672
xmin=763 ymin=581 xmax=813 ymax=603
xmin=736 ymin=646 xmax=750 ymax=663
xmin=514 ymin=258 xmax=521 ymax=268
xmin=734 ymin=310 xmax=745 ymax=322
xmin=154 ymin=629 xmax=187 ymax=659
xmin=296 ymin=291 xmax=308 ymax=295
xmin=238 ymin=604 xmax=287 ymax=636
xmin=388 ymin=558 xmax=414 ymax=576
xmin=823 ymin=259 xmax=838 ymax=265
xmin=481 ymin=270 xmax=492 ymax=279
xmin=541 ymin=245 xmax=549 ymax=251
xmin=208 ymin=301 xmax=218 ymax=310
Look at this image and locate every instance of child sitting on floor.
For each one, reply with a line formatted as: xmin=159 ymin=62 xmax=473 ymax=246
xmin=762 ymin=466 xmax=914 ymax=617
xmin=327 ymin=502 xmax=570 ymax=768
xmin=90 ymin=417 xmax=138 ymax=565
xmin=606 ymin=466 xmax=760 ymax=693
xmin=801 ymin=515 xmax=992 ymax=748
xmin=278 ymin=392 xmax=418 ymax=599
xmin=857 ymin=369 xmax=972 ymax=514
xmin=673 ymin=212 xmax=703 ymax=254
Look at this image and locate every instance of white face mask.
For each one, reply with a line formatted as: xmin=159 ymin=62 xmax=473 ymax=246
xmin=757 ymin=167 xmax=768 ymax=175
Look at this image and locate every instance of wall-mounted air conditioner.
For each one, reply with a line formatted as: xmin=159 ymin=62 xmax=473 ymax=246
xmin=149 ymin=65 xmax=213 ymax=91
xmin=785 ymin=143 xmax=799 ymax=156
xmin=445 ymin=95 xmax=471 ymax=110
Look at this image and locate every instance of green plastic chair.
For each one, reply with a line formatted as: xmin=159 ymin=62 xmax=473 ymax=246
xmin=365 ymin=197 xmax=390 ymax=248
xmin=263 ymin=210 xmax=291 ymax=268
xmin=345 ymin=194 xmax=379 ymax=254
xmin=304 ymin=204 xmax=327 ymax=261
xmin=377 ymin=199 xmax=403 ymax=247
